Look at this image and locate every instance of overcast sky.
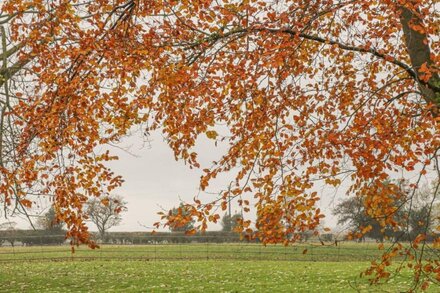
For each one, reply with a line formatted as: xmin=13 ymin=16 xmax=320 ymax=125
xmin=98 ymin=129 xmax=343 ymax=232
xmin=8 ymin=129 xmax=343 ymax=232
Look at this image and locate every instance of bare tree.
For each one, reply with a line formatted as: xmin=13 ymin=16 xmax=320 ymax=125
xmin=86 ymin=195 xmax=127 ymax=241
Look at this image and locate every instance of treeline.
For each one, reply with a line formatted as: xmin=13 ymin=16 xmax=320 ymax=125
xmin=2 ymin=230 xmax=438 ymax=246
xmin=0 ymin=231 xmax=253 ymax=246
xmin=99 ymin=231 xmax=248 ymax=244
xmin=0 ymin=229 xmax=66 ymax=246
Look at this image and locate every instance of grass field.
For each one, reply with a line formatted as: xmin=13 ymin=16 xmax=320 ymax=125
xmin=0 ymin=243 xmax=438 ymax=292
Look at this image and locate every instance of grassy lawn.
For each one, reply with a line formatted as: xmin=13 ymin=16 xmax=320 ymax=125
xmin=0 ymin=242 xmax=387 ymax=262
xmin=0 ymin=259 xmax=426 ymax=292
xmin=0 ymin=244 xmax=438 ymax=292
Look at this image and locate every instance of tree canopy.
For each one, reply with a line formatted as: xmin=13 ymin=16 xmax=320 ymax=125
xmin=0 ymin=0 xmax=439 ymax=288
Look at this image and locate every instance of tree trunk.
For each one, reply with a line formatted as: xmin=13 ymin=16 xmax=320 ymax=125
xmin=399 ymin=5 xmax=440 ymax=114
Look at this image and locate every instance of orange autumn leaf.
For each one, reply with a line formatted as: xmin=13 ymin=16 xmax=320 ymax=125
xmin=20 ymin=199 xmax=32 ymax=208
xmin=101 ymin=198 xmax=110 ymax=206
xmin=185 ymin=229 xmax=197 ymax=236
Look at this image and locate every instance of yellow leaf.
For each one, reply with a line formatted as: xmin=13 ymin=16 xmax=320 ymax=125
xmin=206 ymin=130 xmax=218 ymax=139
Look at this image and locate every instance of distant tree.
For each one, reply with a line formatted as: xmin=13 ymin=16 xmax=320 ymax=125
xmin=334 ymin=188 xmax=437 ymax=243
xmin=221 ymin=213 xmax=242 ymax=232
xmin=33 ymin=207 xmax=66 ymax=245
xmin=333 ymin=196 xmax=394 ymax=242
xmin=86 ymin=195 xmax=127 ymax=241
xmin=0 ymin=221 xmax=17 ymax=231
xmin=408 ymin=204 xmax=432 ymax=240
xmin=404 ymin=185 xmax=439 ymax=241
xmin=0 ymin=221 xmax=17 ymax=246
xmin=433 ymin=203 xmax=440 ymax=232
xmin=168 ymin=204 xmax=195 ymax=233
xmin=36 ymin=207 xmax=64 ymax=232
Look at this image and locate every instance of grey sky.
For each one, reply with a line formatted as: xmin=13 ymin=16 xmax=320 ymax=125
xmin=102 ymin=129 xmax=342 ymax=232
xmin=8 ymin=129 xmax=343 ymax=233
xmin=105 ymin=130 xmax=239 ymax=232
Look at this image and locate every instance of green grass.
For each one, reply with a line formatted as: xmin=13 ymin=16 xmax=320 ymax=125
xmin=0 ymin=259 xmax=428 ymax=292
xmin=0 ymin=242 xmax=387 ymax=262
xmin=0 ymin=244 xmax=438 ymax=292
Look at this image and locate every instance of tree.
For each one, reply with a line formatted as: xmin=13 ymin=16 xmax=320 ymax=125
xmin=433 ymin=203 xmax=440 ymax=233
xmin=36 ymin=207 xmax=64 ymax=232
xmin=406 ymin=185 xmax=439 ymax=241
xmin=334 ymin=185 xmax=438 ymax=242
xmin=333 ymin=196 xmax=397 ymax=242
xmin=86 ymin=195 xmax=127 ymax=241
xmin=0 ymin=221 xmax=16 ymax=231
xmin=0 ymin=221 xmax=17 ymax=246
xmin=221 ymin=213 xmax=241 ymax=232
xmin=0 ymin=0 xmax=439 ymax=288
xmin=167 ymin=204 xmax=195 ymax=233
xmin=408 ymin=204 xmax=431 ymax=240
xmin=33 ymin=207 xmax=66 ymax=244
